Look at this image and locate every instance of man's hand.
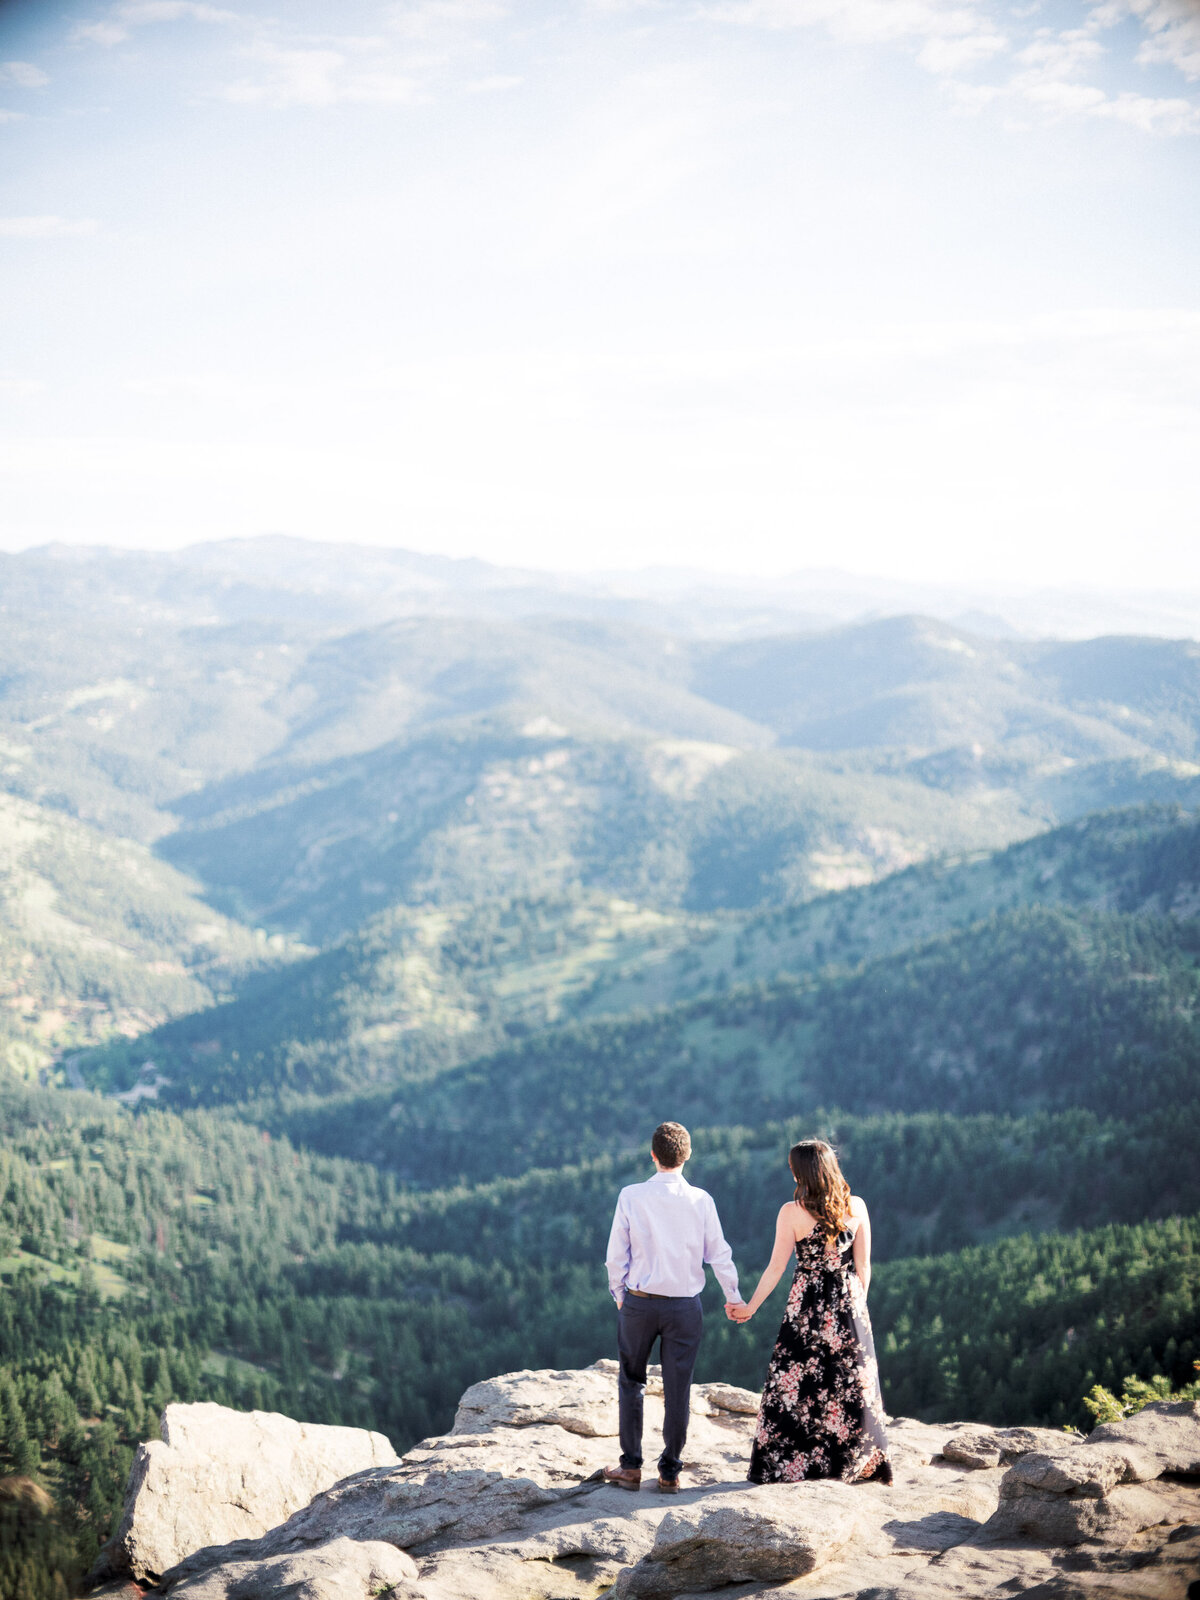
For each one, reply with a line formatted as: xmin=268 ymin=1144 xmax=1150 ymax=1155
xmin=726 ymin=1302 xmax=753 ymax=1323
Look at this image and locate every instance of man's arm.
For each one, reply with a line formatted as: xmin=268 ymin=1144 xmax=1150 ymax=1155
xmin=605 ymin=1192 xmax=631 ymax=1306
xmin=702 ymin=1195 xmax=742 ymax=1305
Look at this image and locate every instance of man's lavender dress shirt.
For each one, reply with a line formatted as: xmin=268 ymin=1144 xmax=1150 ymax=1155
xmin=605 ymin=1169 xmax=742 ymax=1305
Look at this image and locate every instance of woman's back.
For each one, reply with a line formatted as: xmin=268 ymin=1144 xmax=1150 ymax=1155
xmin=786 ymin=1194 xmax=866 ymax=1271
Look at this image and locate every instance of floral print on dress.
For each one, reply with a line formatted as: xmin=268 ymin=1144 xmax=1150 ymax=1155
xmin=747 ymin=1226 xmax=892 ymax=1486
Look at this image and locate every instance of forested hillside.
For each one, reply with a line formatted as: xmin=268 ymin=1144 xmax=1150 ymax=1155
xmin=158 ymin=728 xmax=1029 ymax=939
xmin=576 ymin=801 xmax=1200 ymax=1017
xmin=82 ymin=893 xmax=695 ymax=1101
xmin=77 ymin=802 xmax=1200 ymax=1108
xmin=2 ymin=543 xmax=1199 ymax=1599
xmin=0 ymin=794 xmax=285 ymax=1079
xmin=3 ymin=1073 xmax=1198 ymax=1594
xmin=258 ymin=905 xmax=1200 ymax=1171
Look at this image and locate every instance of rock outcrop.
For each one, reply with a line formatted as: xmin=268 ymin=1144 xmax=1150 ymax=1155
xmin=939 ymin=1423 xmax=1068 ymax=1470
xmin=89 ymin=1369 xmax=1200 ymax=1600
xmin=610 ymin=1483 xmax=865 ymax=1597
xmin=90 ymin=1402 xmax=398 ymax=1584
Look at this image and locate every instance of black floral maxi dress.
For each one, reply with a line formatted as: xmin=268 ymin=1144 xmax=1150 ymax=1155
xmin=747 ymin=1224 xmax=892 ymax=1485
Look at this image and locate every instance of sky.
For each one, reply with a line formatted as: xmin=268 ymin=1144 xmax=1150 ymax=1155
xmin=0 ymin=0 xmax=1197 ymax=587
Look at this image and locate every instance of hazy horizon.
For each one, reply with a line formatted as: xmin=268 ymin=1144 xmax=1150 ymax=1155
xmin=4 ymin=525 xmax=1199 ymax=598
xmin=9 ymin=528 xmax=1200 ymax=641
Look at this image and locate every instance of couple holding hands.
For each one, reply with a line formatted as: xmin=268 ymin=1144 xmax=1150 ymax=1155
xmin=603 ymin=1121 xmax=891 ymax=1492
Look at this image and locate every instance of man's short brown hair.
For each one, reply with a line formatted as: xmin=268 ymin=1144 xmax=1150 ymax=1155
xmin=652 ymin=1121 xmax=691 ymax=1168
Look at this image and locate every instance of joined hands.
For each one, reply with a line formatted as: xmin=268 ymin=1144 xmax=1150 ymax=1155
xmin=724 ymin=1302 xmax=754 ymax=1323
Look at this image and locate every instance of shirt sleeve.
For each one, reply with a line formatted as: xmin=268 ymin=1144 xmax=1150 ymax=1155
xmin=605 ymin=1191 xmax=632 ymax=1303
xmin=702 ymin=1195 xmax=742 ymax=1303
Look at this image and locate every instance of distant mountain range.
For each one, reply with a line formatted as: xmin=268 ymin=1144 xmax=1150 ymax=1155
xmin=4 ymin=537 xmax=1200 ymax=1071
xmin=7 ymin=534 xmax=1200 ymax=640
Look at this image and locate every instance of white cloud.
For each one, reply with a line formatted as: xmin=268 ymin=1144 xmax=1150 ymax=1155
xmin=1120 ymin=0 xmax=1200 ymax=81
xmin=714 ymin=0 xmax=1200 ymax=96
xmin=72 ymin=2 xmax=239 ymax=48
xmin=1016 ymin=29 xmax=1106 ymax=76
xmin=708 ymin=0 xmax=989 ymax=47
xmin=119 ymin=1 xmax=237 ymax=16
xmin=385 ymin=0 xmax=508 ymax=42
xmin=1019 ymin=78 xmax=1107 ymax=114
xmin=711 ymin=0 xmax=1200 ymax=135
xmin=992 ymin=68 xmax=1200 ymax=131
xmin=221 ymin=42 xmax=423 ymax=108
xmin=214 ymin=2 xmax=511 ymax=110
xmin=465 ymin=73 xmax=523 ymax=92
xmin=707 ymin=0 xmax=1022 ymax=121
xmin=971 ymin=11 xmax=1200 ymax=133
xmin=72 ymin=23 xmax=131 ymax=45
xmin=0 ymin=110 xmax=27 ymax=123
xmin=0 ymin=216 xmax=97 ymax=238
xmin=0 ymin=61 xmax=50 ymax=88
xmin=1095 ymin=88 xmax=1200 ymax=132
xmin=917 ymin=31 xmax=1005 ymax=73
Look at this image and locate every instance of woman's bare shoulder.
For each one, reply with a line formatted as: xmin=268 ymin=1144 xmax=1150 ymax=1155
xmin=781 ymin=1200 xmax=817 ymax=1237
xmin=848 ymin=1194 xmax=869 ymax=1217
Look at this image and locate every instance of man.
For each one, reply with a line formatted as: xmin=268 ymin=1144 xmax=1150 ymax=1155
xmin=603 ymin=1121 xmax=744 ymax=1493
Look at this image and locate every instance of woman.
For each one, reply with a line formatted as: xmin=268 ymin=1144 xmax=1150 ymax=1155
xmin=729 ymin=1139 xmax=891 ymax=1485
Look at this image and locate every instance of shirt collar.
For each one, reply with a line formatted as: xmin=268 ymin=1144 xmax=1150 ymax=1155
xmin=651 ymin=1170 xmax=687 ymax=1184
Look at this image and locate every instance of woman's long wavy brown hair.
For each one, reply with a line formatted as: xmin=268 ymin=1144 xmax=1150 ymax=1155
xmin=789 ymin=1139 xmax=852 ymax=1235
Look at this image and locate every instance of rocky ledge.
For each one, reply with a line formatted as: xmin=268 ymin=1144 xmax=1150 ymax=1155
xmin=88 ymin=1362 xmax=1200 ymax=1600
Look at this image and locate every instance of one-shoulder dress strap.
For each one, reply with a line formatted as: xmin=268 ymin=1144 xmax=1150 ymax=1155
xmin=836 ymin=1222 xmax=859 ymax=1255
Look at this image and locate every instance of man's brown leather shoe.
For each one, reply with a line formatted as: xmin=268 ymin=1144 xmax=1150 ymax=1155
xmin=657 ymin=1475 xmax=680 ymax=1493
xmin=602 ymin=1466 xmax=642 ymax=1490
